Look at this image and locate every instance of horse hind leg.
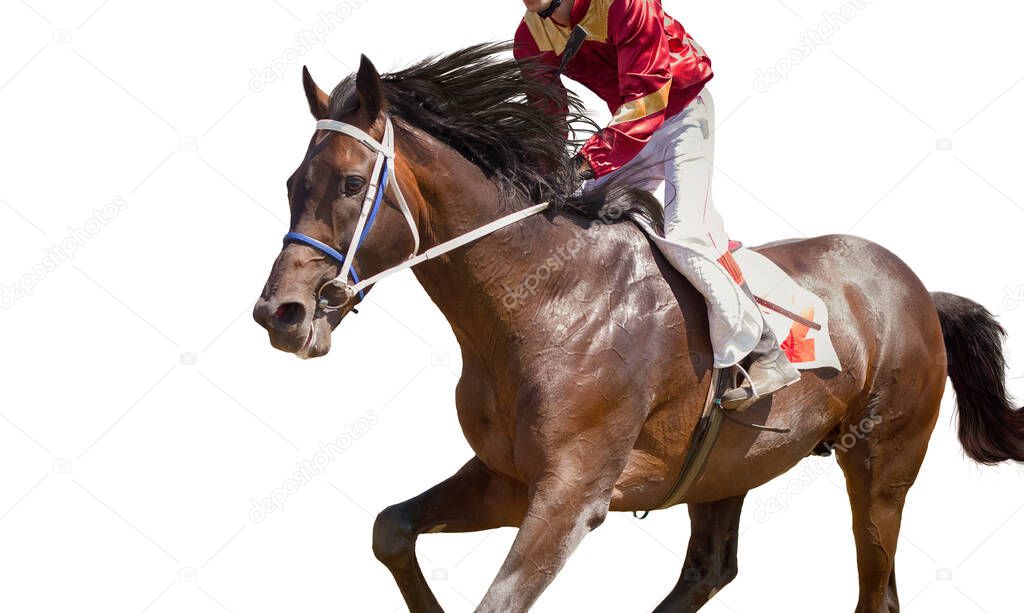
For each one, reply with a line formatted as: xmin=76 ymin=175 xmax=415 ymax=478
xmin=653 ymin=495 xmax=745 ymax=612
xmin=836 ymin=386 xmax=941 ymax=613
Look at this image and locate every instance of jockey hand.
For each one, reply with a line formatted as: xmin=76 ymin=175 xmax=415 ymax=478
xmin=574 ymin=154 xmax=595 ymax=182
xmin=563 ymin=154 xmax=593 ymax=199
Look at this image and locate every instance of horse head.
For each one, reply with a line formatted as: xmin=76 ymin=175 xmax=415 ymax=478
xmin=253 ymin=57 xmax=421 ymax=358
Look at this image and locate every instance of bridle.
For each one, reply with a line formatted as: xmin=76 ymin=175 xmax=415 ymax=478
xmin=283 ymin=115 xmax=550 ymax=312
xmin=284 ymin=116 xmax=416 ymax=310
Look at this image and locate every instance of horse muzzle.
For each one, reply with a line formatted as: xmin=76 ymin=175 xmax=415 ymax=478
xmin=253 ymin=295 xmax=349 ymax=359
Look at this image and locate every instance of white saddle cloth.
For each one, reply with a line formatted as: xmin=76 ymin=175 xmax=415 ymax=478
xmin=733 ymin=247 xmax=842 ymax=372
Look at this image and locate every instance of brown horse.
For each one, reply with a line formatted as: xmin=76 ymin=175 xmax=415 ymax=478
xmin=252 ymin=44 xmax=1024 ymax=612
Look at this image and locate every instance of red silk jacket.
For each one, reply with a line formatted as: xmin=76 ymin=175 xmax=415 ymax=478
xmin=514 ymin=0 xmax=713 ymax=178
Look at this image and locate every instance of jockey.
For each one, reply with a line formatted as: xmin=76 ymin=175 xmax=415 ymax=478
xmin=514 ymin=0 xmax=800 ymax=409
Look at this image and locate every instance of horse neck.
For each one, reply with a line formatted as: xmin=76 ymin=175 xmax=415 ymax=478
xmin=399 ymin=128 xmax=557 ymax=348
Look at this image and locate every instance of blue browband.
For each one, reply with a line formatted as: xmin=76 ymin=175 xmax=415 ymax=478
xmin=282 ymin=159 xmax=392 ymax=302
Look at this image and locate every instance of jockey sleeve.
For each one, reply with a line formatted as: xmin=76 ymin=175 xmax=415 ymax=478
xmin=514 ymin=0 xmax=713 ymax=178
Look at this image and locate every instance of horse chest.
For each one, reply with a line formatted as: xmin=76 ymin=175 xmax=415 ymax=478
xmin=454 ymin=367 xmax=522 ymax=479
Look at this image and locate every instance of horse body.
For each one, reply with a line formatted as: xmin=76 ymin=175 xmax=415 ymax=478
xmin=408 ymin=197 xmax=948 ymax=610
xmin=254 ymin=47 xmax=1021 ymax=612
xmin=410 ymin=131 xmax=941 ymax=510
xmin=418 ymin=163 xmax=944 ymax=510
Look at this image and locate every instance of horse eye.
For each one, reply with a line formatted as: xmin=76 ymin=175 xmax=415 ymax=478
xmin=342 ymin=176 xmax=366 ymax=196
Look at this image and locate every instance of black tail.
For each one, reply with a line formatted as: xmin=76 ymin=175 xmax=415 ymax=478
xmin=933 ymin=292 xmax=1024 ymax=464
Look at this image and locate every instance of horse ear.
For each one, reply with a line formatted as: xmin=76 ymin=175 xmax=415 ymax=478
xmin=356 ymin=54 xmax=386 ymax=122
xmin=302 ymin=66 xmax=329 ymax=119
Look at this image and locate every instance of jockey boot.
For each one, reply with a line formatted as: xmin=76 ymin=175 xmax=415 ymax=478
xmin=720 ymin=325 xmax=801 ymax=411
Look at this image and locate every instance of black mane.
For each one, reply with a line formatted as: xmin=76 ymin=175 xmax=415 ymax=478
xmin=328 ymin=42 xmax=664 ymax=231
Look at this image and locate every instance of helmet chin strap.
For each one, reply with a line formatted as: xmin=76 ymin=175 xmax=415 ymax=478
xmin=538 ymin=0 xmax=563 ymax=19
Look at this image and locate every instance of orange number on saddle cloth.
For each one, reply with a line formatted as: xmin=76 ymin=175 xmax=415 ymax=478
xmin=781 ymin=308 xmax=817 ymax=364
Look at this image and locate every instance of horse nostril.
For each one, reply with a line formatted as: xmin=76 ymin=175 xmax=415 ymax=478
xmin=272 ymin=302 xmax=306 ymax=328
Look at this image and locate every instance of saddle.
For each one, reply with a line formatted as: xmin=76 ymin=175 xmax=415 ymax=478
xmin=729 ymin=241 xmax=842 ymax=371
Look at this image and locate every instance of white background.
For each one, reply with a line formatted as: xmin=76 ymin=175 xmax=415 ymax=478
xmin=1 ymin=1 xmax=1023 ymax=611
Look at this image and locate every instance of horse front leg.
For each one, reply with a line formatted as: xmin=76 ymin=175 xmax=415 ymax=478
xmin=475 ymin=436 xmax=637 ymax=612
xmin=373 ymin=457 xmax=528 ymax=612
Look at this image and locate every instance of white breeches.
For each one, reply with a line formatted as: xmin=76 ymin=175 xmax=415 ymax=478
xmin=586 ymin=89 xmax=763 ymax=367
